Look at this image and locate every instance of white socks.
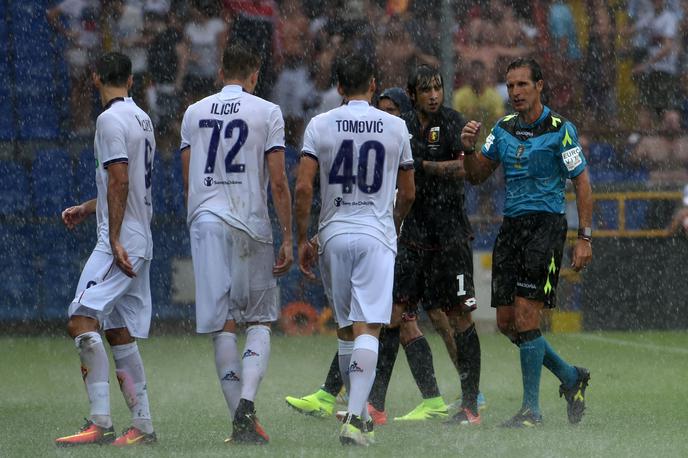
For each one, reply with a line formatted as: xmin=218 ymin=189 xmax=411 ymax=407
xmin=75 ymin=331 xmax=111 ymax=428
xmin=112 ymin=341 xmax=154 ymax=434
xmin=347 ymin=334 xmax=379 ymax=420
xmin=240 ymin=325 xmax=271 ymax=402
xmin=213 ymin=332 xmax=242 ymax=417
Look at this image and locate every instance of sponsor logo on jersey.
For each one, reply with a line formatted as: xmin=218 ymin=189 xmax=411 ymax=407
xmin=333 ymin=197 xmax=374 ymax=207
xmin=204 ymin=176 xmax=242 ymax=186
xmin=428 ymin=126 xmax=440 ymax=143
xmin=484 ymin=133 xmax=495 ymax=151
xmin=515 ymin=130 xmax=533 ymax=137
xmin=562 ymin=146 xmax=583 ymax=171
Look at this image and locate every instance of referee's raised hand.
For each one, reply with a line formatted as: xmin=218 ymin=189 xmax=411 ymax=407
xmin=461 ymin=120 xmax=482 ymax=152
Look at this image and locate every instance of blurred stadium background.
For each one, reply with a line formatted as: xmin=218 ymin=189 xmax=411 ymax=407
xmin=1 ymin=1 xmax=687 ymax=456
xmin=0 ymin=0 xmax=686 ymax=332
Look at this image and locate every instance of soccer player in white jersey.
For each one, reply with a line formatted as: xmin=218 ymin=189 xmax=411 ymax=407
xmin=180 ymin=43 xmax=293 ymax=445
xmin=55 ymin=52 xmax=157 ymax=447
xmin=295 ymin=54 xmax=415 ymax=446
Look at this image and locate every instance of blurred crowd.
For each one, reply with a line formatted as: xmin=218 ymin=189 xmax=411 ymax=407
xmin=44 ymin=0 xmax=688 ymax=193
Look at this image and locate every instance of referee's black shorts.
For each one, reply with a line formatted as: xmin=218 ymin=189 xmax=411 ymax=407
xmin=491 ymin=213 xmax=567 ymax=308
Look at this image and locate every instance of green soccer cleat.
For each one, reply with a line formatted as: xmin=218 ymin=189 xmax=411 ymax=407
xmin=285 ymin=389 xmax=335 ymax=418
xmin=339 ymin=413 xmax=368 ymax=447
xmin=393 ymin=397 xmax=449 ymax=421
xmin=559 ymin=366 xmax=590 ymax=424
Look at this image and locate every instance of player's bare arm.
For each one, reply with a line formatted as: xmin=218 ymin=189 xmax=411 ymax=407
xmin=394 ymin=168 xmax=415 ymax=235
xmin=266 ymin=148 xmax=293 ymax=276
xmin=419 ymin=157 xmax=466 ymax=179
xmin=180 ymin=146 xmax=190 ymax=208
xmin=571 ymin=168 xmax=593 ymax=272
xmin=461 ymin=121 xmax=499 ymax=184
xmin=62 ymin=199 xmax=96 ymax=230
xmin=107 ymin=162 xmax=136 ymax=278
xmin=294 ymin=155 xmax=318 ymax=280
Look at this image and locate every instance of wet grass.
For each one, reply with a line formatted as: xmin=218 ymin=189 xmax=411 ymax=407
xmin=1 ymin=330 xmax=687 ymax=457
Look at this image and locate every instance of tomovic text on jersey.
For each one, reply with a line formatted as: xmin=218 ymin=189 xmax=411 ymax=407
xmin=335 ymin=119 xmax=384 ymax=133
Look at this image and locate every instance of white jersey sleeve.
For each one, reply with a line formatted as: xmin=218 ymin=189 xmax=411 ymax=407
xmin=265 ymin=105 xmax=286 ymax=153
xmin=97 ymin=113 xmax=128 ymax=167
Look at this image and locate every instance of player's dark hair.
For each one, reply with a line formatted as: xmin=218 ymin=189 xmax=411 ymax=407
xmin=506 ymin=57 xmax=543 ymax=83
xmin=407 ymin=65 xmax=443 ymax=98
xmin=95 ymin=52 xmax=132 ymax=87
xmin=336 ymin=54 xmax=375 ymax=96
xmin=222 ymin=43 xmax=262 ymax=80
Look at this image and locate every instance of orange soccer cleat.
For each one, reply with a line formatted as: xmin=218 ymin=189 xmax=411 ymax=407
xmin=112 ymin=426 xmax=157 ymax=446
xmin=55 ymin=419 xmax=115 ymax=447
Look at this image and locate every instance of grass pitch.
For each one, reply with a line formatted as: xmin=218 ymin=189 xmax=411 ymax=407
xmin=1 ymin=330 xmax=687 ymax=457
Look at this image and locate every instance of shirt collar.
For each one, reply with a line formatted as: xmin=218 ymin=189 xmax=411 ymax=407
xmin=518 ymin=105 xmax=550 ymax=128
xmin=219 ymin=85 xmax=244 ymax=100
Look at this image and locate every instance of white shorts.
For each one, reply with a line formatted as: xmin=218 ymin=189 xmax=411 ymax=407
xmin=68 ymin=250 xmax=152 ymax=338
xmin=190 ymin=216 xmax=278 ymax=333
xmin=319 ymin=233 xmax=394 ymax=328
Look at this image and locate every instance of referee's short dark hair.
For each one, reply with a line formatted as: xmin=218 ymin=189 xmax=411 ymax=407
xmin=336 ymin=54 xmax=375 ymax=96
xmin=222 ymin=43 xmax=262 ymax=80
xmin=506 ymin=57 xmax=544 ymax=83
xmin=407 ymin=65 xmax=443 ymax=97
xmin=95 ymin=52 xmax=132 ymax=87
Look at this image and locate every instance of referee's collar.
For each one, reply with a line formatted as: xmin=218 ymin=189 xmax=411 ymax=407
xmin=220 ymin=84 xmax=243 ymax=100
xmin=517 ymin=105 xmax=549 ymax=128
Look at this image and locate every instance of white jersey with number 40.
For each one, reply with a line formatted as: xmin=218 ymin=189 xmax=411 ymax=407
xmin=302 ymin=100 xmax=413 ymax=253
xmin=181 ymin=85 xmax=285 ymax=243
xmin=94 ymin=97 xmax=155 ymax=260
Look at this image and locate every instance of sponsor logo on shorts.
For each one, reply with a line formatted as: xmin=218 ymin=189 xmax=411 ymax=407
xmin=242 ymin=349 xmax=260 ymax=359
xmin=333 ymin=197 xmax=373 ymax=207
xmin=517 ymin=281 xmax=537 ymax=290
xmin=221 ymin=370 xmax=240 ymax=382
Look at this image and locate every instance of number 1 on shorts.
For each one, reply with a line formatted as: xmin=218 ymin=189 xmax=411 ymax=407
xmin=456 ymin=273 xmax=466 ymax=297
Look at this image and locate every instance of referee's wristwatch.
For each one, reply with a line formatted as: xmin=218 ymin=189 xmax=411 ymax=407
xmin=577 ymin=227 xmax=592 ymax=243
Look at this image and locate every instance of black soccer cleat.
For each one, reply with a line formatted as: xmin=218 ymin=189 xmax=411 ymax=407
xmin=559 ymin=366 xmax=590 ymax=424
xmin=499 ymin=408 xmax=543 ymax=428
xmin=230 ymin=411 xmax=269 ymax=445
